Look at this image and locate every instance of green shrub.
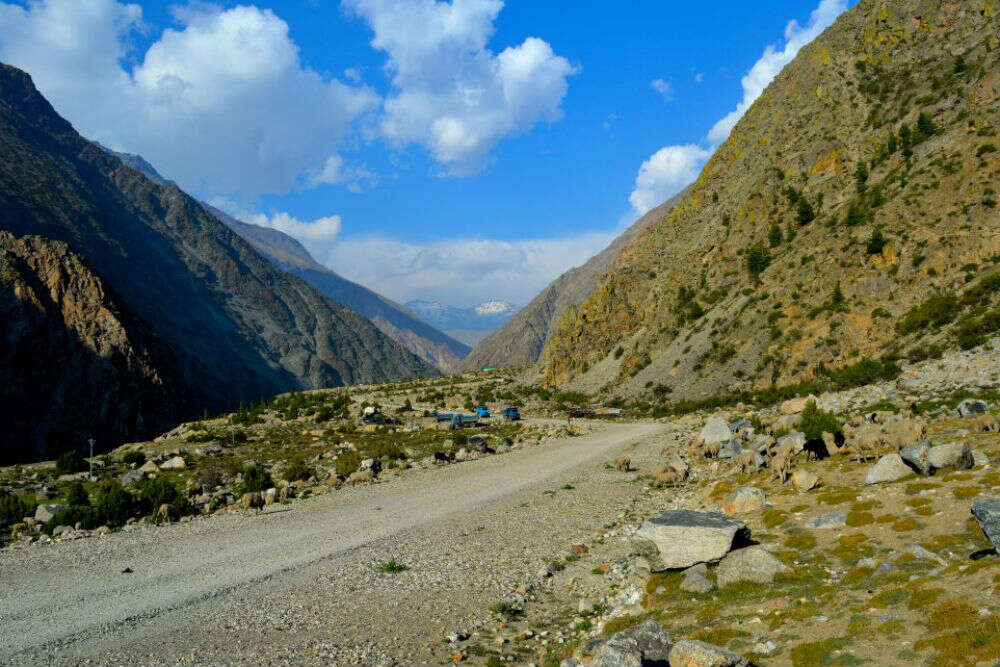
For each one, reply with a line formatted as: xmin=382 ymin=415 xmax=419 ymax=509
xmin=135 ymin=477 xmax=190 ymax=515
xmin=93 ymin=480 xmax=135 ymax=527
xmin=954 ymin=308 xmax=1000 ymax=350
xmin=866 ymin=227 xmax=887 ymax=255
xmin=0 ymin=490 xmax=35 ymax=526
xmin=56 ymin=450 xmax=86 ymax=474
xmin=238 ymin=464 xmax=274 ymax=494
xmin=64 ymin=481 xmax=89 ymax=507
xmin=800 ymin=399 xmax=842 ymax=441
xmin=336 ymin=451 xmax=361 ymax=478
xmin=283 ymin=457 xmax=313 ymax=482
xmin=43 ymin=505 xmax=99 ymax=532
xmin=797 ymin=198 xmax=816 ymax=224
xmin=895 ymin=293 xmax=960 ymax=335
xmin=746 ymin=244 xmax=771 ymax=277
xmin=122 ymin=451 xmax=146 ymax=467
xmin=978 ymin=143 xmax=998 ymax=157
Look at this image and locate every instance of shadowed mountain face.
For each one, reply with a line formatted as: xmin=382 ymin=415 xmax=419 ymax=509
xmin=462 ymin=194 xmax=683 ymax=371
xmin=95 ymin=145 xmax=470 ymax=372
xmin=541 ymin=0 xmax=1000 ymax=399
xmin=0 ymin=233 xmax=186 ymax=464
xmin=0 ymin=63 xmax=435 ymax=459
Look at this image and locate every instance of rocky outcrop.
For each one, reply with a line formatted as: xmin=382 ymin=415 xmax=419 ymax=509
xmin=632 ymin=510 xmax=749 ymax=570
xmin=541 ymin=0 xmax=1000 ymax=400
xmin=0 ymin=233 xmax=186 ymax=463
xmin=0 ymin=62 xmax=436 ymax=461
xmin=462 ymin=193 xmax=684 ymax=371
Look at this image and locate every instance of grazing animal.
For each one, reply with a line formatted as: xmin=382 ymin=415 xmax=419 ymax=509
xmin=651 ymin=465 xmax=682 ymax=488
xmin=846 ymin=422 xmax=884 ymax=461
xmin=686 ymin=434 xmax=705 ymax=459
xmin=736 ymin=450 xmax=758 ymax=475
xmin=803 ymin=438 xmax=830 ymax=461
xmin=616 ymin=456 xmax=631 ymax=472
xmin=971 ymin=413 xmax=1000 ymax=433
xmin=822 ymin=431 xmax=841 ymax=456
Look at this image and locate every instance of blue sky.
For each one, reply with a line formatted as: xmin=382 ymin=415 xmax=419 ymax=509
xmin=0 ymin=0 xmax=853 ymax=305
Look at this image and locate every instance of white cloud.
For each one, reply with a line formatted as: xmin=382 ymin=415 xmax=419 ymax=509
xmin=629 ymin=0 xmax=848 ymax=214
xmin=209 ymin=198 xmax=343 ymax=241
xmin=650 ymin=78 xmax=673 ymax=102
xmin=308 ymin=154 xmax=377 ymax=192
xmin=343 ymin=0 xmax=578 ymax=175
xmin=628 ymin=145 xmax=709 ymax=216
xmin=707 ymin=0 xmax=847 ymax=144
xmin=0 ymin=0 xmax=377 ymax=199
xmin=314 ymin=232 xmax=616 ymax=305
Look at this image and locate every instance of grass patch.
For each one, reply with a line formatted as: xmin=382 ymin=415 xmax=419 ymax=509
xmin=953 ymin=486 xmax=981 ymax=499
xmin=893 ymin=518 xmax=921 ymax=532
xmin=784 ymin=532 xmax=818 ymax=551
xmin=789 ymin=637 xmax=851 ymax=667
xmin=845 ymin=510 xmax=875 ymax=527
xmin=763 ymin=508 xmax=789 ymax=528
xmin=907 ymin=587 xmax=945 ymax=610
xmin=378 ymin=559 xmax=407 ymax=573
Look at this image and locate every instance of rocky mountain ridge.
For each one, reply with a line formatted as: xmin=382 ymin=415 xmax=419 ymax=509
xmin=541 ymin=0 xmax=1000 ymax=403
xmin=0 ymin=62 xmax=434 ymax=460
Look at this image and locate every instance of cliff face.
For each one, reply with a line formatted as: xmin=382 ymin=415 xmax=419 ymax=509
xmin=542 ymin=0 xmax=1000 ymax=400
xmin=462 ymin=194 xmax=683 ymax=371
xmin=0 ymin=63 xmax=435 ymax=460
xmin=0 ymin=233 xmax=186 ymax=463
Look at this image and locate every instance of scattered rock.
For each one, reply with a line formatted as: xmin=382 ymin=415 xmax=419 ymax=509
xmin=900 ymin=441 xmax=932 ymax=475
xmin=34 ymin=504 xmax=65 ymax=524
xmin=160 ymin=456 xmax=186 ymax=470
xmin=974 ymin=450 xmax=990 ymax=467
xmin=780 ymin=396 xmax=815 ymax=415
xmin=578 ymin=598 xmax=595 ymax=614
xmin=804 ymin=511 xmax=846 ymax=529
xmin=681 ymin=565 xmax=715 ymax=594
xmin=139 ymin=461 xmax=160 ymax=474
xmin=866 ymin=454 xmax=914 ymax=484
xmin=717 ymin=440 xmax=742 ymax=459
xmin=120 ymin=469 xmax=145 ymax=485
xmin=927 ymin=442 xmax=973 ymax=471
xmin=701 ymin=417 xmax=732 ymax=445
xmin=632 ymin=510 xmax=750 ymax=570
xmin=723 ymin=487 xmax=765 ymax=514
xmin=668 ymin=639 xmax=749 ymax=667
xmin=791 ymin=470 xmax=819 ymax=492
xmin=958 ymin=399 xmax=988 ymax=417
xmin=716 ymin=546 xmax=791 ymax=587
xmin=593 ymin=620 xmax=672 ymax=667
xmin=971 ymin=499 xmax=1000 ymax=551
xmin=348 ymin=470 xmax=375 ymax=485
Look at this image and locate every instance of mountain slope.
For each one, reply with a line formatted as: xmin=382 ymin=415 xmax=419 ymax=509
xmin=0 ymin=63 xmax=434 ymax=451
xmin=0 ymin=233 xmax=187 ymax=463
xmin=205 ymin=206 xmax=471 ymax=372
xmin=462 ymin=193 xmax=683 ymax=371
xmin=542 ymin=0 xmax=1000 ymax=400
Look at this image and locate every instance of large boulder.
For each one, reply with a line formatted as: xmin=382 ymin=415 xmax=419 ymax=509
xmin=716 ymin=546 xmax=791 ymax=587
xmin=34 ymin=504 xmax=65 ymax=524
xmin=668 ymin=640 xmax=749 ymax=667
xmin=592 ymin=620 xmax=672 ymax=667
xmin=928 ymin=442 xmax=974 ymax=471
xmin=866 ymin=454 xmax=914 ymax=484
xmin=701 ymin=417 xmax=732 ymax=445
xmin=120 ymin=469 xmax=145 ymax=485
xmin=780 ymin=396 xmax=816 ymax=415
xmin=632 ymin=510 xmax=749 ymax=570
xmin=723 ymin=487 xmax=765 ymax=514
xmin=717 ymin=440 xmax=742 ymax=459
xmin=971 ymin=499 xmax=1000 ymax=551
xmin=680 ymin=564 xmax=715 ymax=594
xmin=791 ymin=470 xmax=819 ymax=492
xmin=900 ymin=441 xmax=932 ymax=476
xmin=160 ymin=456 xmax=186 ymax=470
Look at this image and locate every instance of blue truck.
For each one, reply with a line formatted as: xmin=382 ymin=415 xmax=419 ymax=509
xmin=501 ymin=406 xmax=521 ymax=421
xmin=450 ymin=414 xmax=480 ymax=428
xmin=475 ymin=405 xmax=491 ymax=418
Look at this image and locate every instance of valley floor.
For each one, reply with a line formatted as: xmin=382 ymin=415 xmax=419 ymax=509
xmin=0 ymin=420 xmax=668 ymax=666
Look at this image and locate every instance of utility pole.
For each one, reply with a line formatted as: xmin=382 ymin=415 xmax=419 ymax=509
xmin=88 ymin=438 xmax=95 ymax=481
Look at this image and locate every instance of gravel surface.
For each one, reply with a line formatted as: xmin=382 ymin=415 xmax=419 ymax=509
xmin=1 ymin=421 xmax=668 ymax=666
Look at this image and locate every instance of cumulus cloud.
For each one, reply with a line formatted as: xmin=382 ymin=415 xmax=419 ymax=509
xmin=650 ymin=78 xmax=673 ymax=102
xmin=343 ymin=0 xmax=578 ymax=175
xmin=628 ymin=145 xmax=710 ymax=216
xmin=308 ymin=154 xmax=377 ymax=192
xmin=629 ymin=0 xmax=848 ymax=214
xmin=209 ymin=198 xmax=343 ymax=241
xmin=313 ymin=232 xmax=615 ymax=305
xmin=0 ymin=0 xmax=376 ymax=199
xmin=707 ymin=0 xmax=847 ymax=144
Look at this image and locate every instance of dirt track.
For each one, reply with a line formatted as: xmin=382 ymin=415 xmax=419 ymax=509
xmin=0 ymin=420 xmax=670 ymax=666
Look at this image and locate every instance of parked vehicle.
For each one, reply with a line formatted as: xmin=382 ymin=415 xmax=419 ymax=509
xmin=501 ymin=406 xmax=521 ymax=421
xmin=450 ymin=414 xmax=480 ymax=428
xmin=475 ymin=405 xmax=491 ymax=418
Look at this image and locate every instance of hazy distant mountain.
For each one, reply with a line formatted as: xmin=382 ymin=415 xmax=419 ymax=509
xmin=0 ymin=63 xmax=434 ymax=460
xmin=406 ymin=300 xmax=518 ymax=347
xmin=462 ymin=193 xmax=683 ymax=371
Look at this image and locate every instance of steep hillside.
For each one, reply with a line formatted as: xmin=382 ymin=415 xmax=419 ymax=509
xmin=0 ymin=233 xmax=186 ymax=463
xmin=542 ymin=0 xmax=1000 ymax=401
xmin=206 ymin=205 xmax=471 ymax=372
xmin=463 ymin=194 xmax=683 ymax=371
xmin=0 ymin=63 xmax=435 ymax=449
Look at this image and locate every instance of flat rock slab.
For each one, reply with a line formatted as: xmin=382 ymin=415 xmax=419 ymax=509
xmin=669 ymin=640 xmax=749 ymax=667
xmin=593 ymin=620 xmax=672 ymax=667
xmin=633 ymin=510 xmax=749 ymax=571
xmin=867 ymin=453 xmax=914 ymax=484
xmin=716 ymin=545 xmax=791 ymax=587
xmin=972 ymin=499 xmax=1000 ymax=552
xmin=805 ymin=511 xmax=847 ymax=529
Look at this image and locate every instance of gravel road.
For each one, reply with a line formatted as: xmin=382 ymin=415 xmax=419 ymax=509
xmin=1 ymin=420 xmax=669 ymax=666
